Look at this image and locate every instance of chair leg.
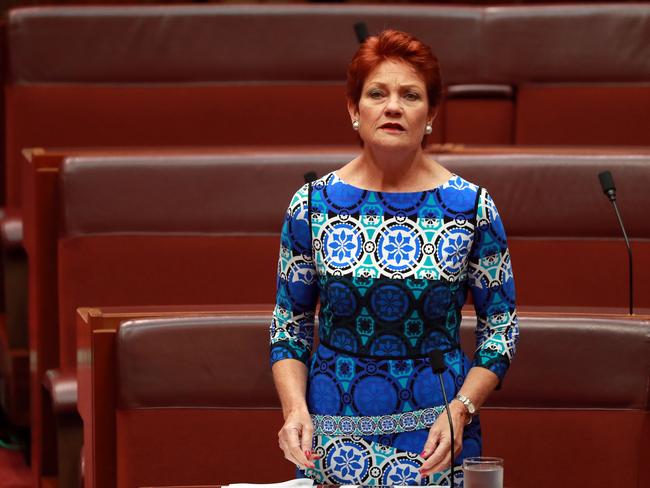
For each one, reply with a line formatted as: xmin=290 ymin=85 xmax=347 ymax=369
xmin=56 ymin=413 xmax=83 ymax=488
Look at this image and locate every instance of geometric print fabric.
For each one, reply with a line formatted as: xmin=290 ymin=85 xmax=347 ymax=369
xmin=271 ymin=171 xmax=519 ymax=485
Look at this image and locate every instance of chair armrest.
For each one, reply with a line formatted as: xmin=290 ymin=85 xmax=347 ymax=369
xmin=1 ymin=211 xmax=24 ymax=251
xmin=43 ymin=369 xmax=78 ymax=415
xmin=446 ymin=84 xmax=514 ymax=100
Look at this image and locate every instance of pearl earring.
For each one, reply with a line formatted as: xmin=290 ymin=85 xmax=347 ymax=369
xmin=425 ymin=124 xmax=433 ymax=135
xmin=352 ymin=120 xmax=360 ymax=131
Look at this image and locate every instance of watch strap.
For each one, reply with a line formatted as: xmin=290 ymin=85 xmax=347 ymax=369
xmin=455 ymin=393 xmax=477 ymax=417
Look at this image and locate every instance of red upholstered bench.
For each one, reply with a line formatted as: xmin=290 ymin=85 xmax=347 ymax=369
xmin=23 ymin=148 xmax=351 ymax=487
xmin=77 ymin=311 xmax=650 ymax=488
xmin=479 ymin=5 xmax=650 ymax=146
xmin=438 ymin=152 xmax=650 ymax=311
xmin=464 ymin=312 xmax=650 ymax=488
xmin=75 ymin=305 xmax=276 ymax=488
xmin=5 ymin=4 xmax=650 ymax=442
xmin=22 ymin=146 xmax=650 ymax=486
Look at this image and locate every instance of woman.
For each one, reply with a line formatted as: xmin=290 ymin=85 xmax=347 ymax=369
xmin=270 ymin=29 xmax=518 ymax=486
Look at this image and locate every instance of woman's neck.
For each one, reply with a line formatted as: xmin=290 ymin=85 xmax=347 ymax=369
xmin=339 ymin=146 xmax=448 ymax=192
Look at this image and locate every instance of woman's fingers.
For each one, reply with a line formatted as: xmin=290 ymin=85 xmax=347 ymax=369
xmin=420 ymin=420 xmax=465 ymax=475
xmin=420 ymin=428 xmax=440 ymax=459
xmin=300 ymin=422 xmax=314 ymax=454
xmin=420 ymin=437 xmax=451 ymax=475
xmin=278 ymin=424 xmax=314 ymax=469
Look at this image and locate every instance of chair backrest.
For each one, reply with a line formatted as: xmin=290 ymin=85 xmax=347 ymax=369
xmin=6 ymin=4 xmax=481 ymax=205
xmin=110 ymin=313 xmax=650 ymax=487
xmin=8 ymin=3 xmax=650 ymax=204
xmin=117 ymin=315 xmax=278 ymax=409
xmin=439 ymin=152 xmax=650 ymax=310
xmin=56 ymin=150 xmax=351 ymax=370
xmin=56 ymin=149 xmax=650 ymax=371
xmin=461 ymin=313 xmax=650 ymax=488
xmin=115 ymin=314 xmax=290 ymax=487
xmin=462 ymin=315 xmax=650 ymax=410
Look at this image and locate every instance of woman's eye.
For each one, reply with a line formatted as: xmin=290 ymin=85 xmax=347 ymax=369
xmin=404 ymin=92 xmax=421 ymax=101
xmin=368 ymin=90 xmax=384 ymax=99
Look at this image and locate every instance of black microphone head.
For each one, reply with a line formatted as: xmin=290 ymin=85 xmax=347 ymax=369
xmin=428 ymin=350 xmax=446 ymax=374
xmin=304 ymin=171 xmax=317 ymax=184
xmin=598 ymin=170 xmax=616 ymax=199
xmin=353 ymin=22 xmax=369 ymax=44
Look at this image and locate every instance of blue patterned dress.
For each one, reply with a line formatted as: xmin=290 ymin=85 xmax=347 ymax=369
xmin=270 ymin=171 xmax=518 ymax=486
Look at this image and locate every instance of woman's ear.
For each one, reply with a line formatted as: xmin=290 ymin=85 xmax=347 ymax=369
xmin=428 ymin=108 xmax=439 ymax=126
xmin=348 ymin=101 xmax=359 ymax=123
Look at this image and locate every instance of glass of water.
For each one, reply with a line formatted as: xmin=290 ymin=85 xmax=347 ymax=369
xmin=462 ymin=456 xmax=504 ymax=488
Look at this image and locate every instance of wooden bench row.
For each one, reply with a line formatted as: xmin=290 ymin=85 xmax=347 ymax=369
xmin=77 ymin=308 xmax=650 ymax=488
xmin=9 ymin=145 xmax=650 ymax=487
xmin=4 ymin=3 xmax=650 ymax=208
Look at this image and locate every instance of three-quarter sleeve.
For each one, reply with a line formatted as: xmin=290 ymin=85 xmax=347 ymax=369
xmin=270 ymin=183 xmax=319 ymax=366
xmin=468 ymin=188 xmax=519 ymax=382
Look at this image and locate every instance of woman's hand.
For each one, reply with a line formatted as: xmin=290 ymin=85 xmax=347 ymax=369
xmin=277 ymin=407 xmax=317 ymax=470
xmin=419 ymin=401 xmax=469 ymax=476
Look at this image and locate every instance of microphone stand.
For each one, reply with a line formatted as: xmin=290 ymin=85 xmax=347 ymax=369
xmin=429 ymin=351 xmax=455 ymax=487
xmin=611 ymin=199 xmax=633 ymax=316
xmin=599 ymin=171 xmax=634 ymax=316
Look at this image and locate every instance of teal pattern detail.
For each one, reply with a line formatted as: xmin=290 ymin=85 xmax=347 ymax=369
xmin=312 ymin=406 xmax=444 ymax=437
xmin=305 ymin=434 xmax=458 ymax=486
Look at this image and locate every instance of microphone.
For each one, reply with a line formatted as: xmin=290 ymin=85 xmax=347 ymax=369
xmin=428 ymin=350 xmax=455 ymax=487
xmin=353 ymin=22 xmax=369 ymax=43
xmin=304 ymin=171 xmax=317 ymax=184
xmin=598 ymin=170 xmax=634 ymax=315
xmin=598 ymin=171 xmax=616 ymax=202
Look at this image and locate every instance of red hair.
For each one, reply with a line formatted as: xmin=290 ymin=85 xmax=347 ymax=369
xmin=346 ymin=29 xmax=442 ymax=111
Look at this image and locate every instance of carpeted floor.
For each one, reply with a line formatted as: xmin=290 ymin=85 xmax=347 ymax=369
xmin=0 ymin=448 xmax=32 ymax=488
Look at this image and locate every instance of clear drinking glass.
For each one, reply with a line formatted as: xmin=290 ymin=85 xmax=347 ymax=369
xmin=462 ymin=456 xmax=504 ymax=488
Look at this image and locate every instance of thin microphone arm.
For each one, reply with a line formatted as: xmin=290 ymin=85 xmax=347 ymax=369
xmin=429 ymin=351 xmax=455 ymax=487
xmin=612 ymin=199 xmax=633 ymax=315
xmin=598 ymin=170 xmax=634 ymax=315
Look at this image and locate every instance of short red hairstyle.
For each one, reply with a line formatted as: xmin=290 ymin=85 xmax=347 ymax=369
xmin=346 ymin=29 xmax=442 ymax=111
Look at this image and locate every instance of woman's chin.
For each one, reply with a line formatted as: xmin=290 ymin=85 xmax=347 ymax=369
xmin=367 ymin=137 xmax=419 ymax=153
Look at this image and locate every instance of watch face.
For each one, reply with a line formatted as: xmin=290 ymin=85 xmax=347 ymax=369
xmin=458 ymin=394 xmax=475 ymax=414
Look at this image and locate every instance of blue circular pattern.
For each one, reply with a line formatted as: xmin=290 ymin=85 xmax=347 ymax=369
xmin=322 ymin=221 xmax=364 ymax=270
xmin=369 ymin=335 xmax=408 ymax=357
xmin=412 ymin=368 xmax=443 ymax=408
xmin=420 ymin=331 xmax=454 ymax=355
xmin=399 ymin=412 xmax=417 ymax=430
xmin=286 ymin=204 xmax=310 ymax=254
xmin=369 ymin=283 xmax=409 ymax=322
xmin=359 ymin=417 xmax=376 ymax=436
xmin=378 ymin=192 xmax=428 ymax=215
xmin=381 ymin=456 xmax=422 ymax=485
xmin=325 ymin=438 xmax=370 ymax=483
xmin=323 ymin=179 xmax=368 ymax=214
xmin=434 ymin=178 xmax=476 ymax=219
xmin=435 ymin=226 xmax=473 ymax=275
xmin=308 ymin=374 xmax=342 ymax=414
xmin=329 ymin=327 xmax=359 ymax=354
xmin=285 ymin=260 xmax=318 ymax=309
xmin=326 ymin=280 xmax=359 ymax=318
xmin=375 ymin=223 xmax=422 ymax=273
xmin=421 ymin=284 xmax=452 ymax=319
xmin=352 ymin=376 xmax=399 ymax=416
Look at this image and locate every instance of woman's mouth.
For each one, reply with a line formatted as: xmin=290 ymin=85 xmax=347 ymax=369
xmin=379 ymin=122 xmax=405 ymax=133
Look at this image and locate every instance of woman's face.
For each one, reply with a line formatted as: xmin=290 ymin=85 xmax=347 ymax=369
xmin=349 ymin=59 xmax=432 ymax=152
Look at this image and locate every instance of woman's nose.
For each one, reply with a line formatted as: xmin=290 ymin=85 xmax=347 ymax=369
xmin=384 ymin=95 xmax=403 ymax=116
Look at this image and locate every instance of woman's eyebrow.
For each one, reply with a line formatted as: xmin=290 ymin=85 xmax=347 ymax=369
xmin=366 ymin=81 xmax=423 ymax=91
